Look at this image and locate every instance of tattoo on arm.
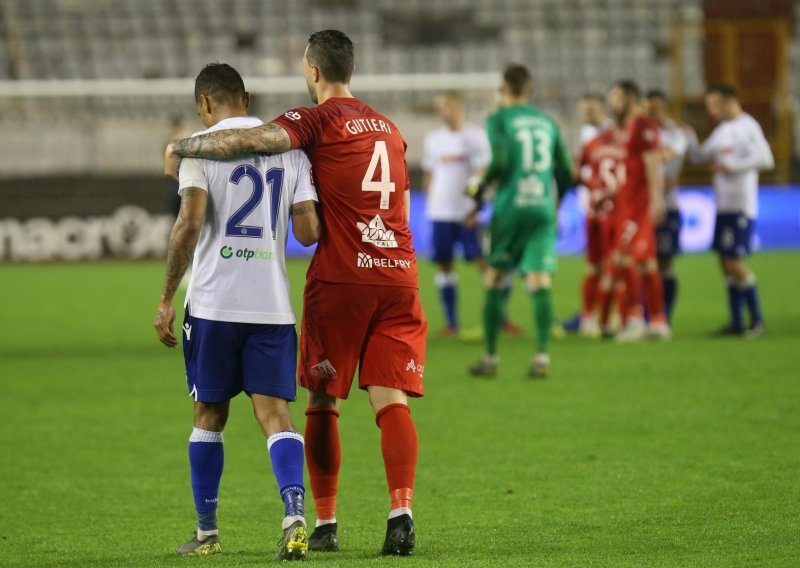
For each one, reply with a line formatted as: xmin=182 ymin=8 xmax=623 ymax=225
xmin=161 ymin=188 xmax=205 ymax=301
xmin=171 ymin=123 xmax=292 ymax=159
xmin=291 ymin=202 xmax=315 ymax=217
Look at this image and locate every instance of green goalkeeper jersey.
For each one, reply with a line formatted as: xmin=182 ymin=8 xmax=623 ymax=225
xmin=484 ymin=104 xmax=573 ymax=218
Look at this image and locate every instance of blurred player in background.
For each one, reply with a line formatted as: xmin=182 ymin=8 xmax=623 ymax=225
xmin=691 ymin=84 xmax=774 ymax=337
xmin=469 ymin=64 xmax=573 ymax=378
xmin=422 ymin=91 xmax=490 ymax=336
xmin=606 ymin=80 xmax=670 ymax=343
xmin=578 ymin=120 xmax=626 ymax=337
xmin=165 ymin=30 xmax=425 ymax=556
xmin=154 ymin=63 xmax=320 ymax=560
xmin=578 ymin=92 xmax=613 ymax=147
xmin=563 ymin=92 xmax=611 ymax=334
xmin=646 ymin=90 xmax=697 ymax=323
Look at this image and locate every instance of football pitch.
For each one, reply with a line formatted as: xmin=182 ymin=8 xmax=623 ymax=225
xmin=2 ymin=251 xmax=798 ymax=567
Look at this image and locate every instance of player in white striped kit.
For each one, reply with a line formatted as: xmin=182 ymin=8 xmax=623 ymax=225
xmin=153 ymin=63 xmax=320 ymax=560
xmin=646 ymin=90 xmax=697 ymax=323
xmin=690 ymin=84 xmax=774 ymax=338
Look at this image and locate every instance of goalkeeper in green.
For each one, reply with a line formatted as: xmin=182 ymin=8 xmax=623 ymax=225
xmin=469 ymin=64 xmax=574 ymax=378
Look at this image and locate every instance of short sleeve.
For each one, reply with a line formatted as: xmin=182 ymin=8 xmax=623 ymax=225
xmin=467 ymin=127 xmax=491 ymax=169
xmin=271 ymin=107 xmax=324 ymax=150
xmin=178 ymin=158 xmax=208 ymax=194
xmin=290 ymin=151 xmax=318 ymax=204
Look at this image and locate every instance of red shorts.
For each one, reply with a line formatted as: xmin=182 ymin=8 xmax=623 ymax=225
xmin=585 ymin=215 xmax=615 ymax=265
xmin=299 ymin=279 xmax=427 ymax=400
xmin=615 ymin=211 xmax=656 ymax=262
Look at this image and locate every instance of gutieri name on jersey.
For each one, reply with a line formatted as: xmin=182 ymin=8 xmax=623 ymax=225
xmin=345 ymin=118 xmax=393 ymax=136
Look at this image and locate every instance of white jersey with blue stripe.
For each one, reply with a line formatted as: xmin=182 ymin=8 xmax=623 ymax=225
xmin=178 ymin=116 xmax=317 ymax=325
xmin=690 ymin=112 xmax=774 ymax=218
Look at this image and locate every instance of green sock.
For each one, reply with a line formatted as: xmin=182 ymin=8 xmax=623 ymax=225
xmin=531 ymin=288 xmax=553 ymax=353
xmin=483 ymin=288 xmax=505 ymax=355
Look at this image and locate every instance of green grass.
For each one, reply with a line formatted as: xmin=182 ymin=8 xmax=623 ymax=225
xmin=1 ymin=252 xmax=799 ymax=567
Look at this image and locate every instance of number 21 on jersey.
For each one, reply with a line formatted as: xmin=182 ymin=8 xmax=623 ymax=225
xmin=226 ymin=164 xmax=284 ymax=239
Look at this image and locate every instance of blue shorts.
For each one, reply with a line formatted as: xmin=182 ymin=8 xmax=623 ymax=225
xmin=712 ymin=212 xmax=753 ymax=259
xmin=182 ymin=310 xmax=298 ymax=403
xmin=656 ymin=209 xmax=682 ymax=260
xmin=431 ymin=221 xmax=482 ymax=264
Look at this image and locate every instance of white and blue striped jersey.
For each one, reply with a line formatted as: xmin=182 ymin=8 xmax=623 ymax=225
xmin=178 ymin=116 xmax=317 ymax=324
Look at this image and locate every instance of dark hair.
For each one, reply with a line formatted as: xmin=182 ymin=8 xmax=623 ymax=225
xmin=646 ymin=89 xmax=667 ymax=102
xmin=194 ymin=63 xmax=246 ymax=103
xmin=706 ymin=83 xmax=739 ymax=100
xmin=613 ymin=79 xmax=641 ymax=98
xmin=503 ymin=63 xmax=532 ymax=96
xmin=307 ymin=30 xmax=354 ymax=83
xmin=580 ymin=92 xmax=605 ymax=103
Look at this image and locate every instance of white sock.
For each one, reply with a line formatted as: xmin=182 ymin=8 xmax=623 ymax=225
xmin=388 ymin=507 xmax=412 ymax=520
xmin=197 ymin=528 xmax=219 ymax=540
xmin=315 ymin=517 xmax=337 ymax=528
xmin=282 ymin=515 xmax=306 ymax=530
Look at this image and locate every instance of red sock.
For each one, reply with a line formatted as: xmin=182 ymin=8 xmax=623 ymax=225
xmin=581 ymin=273 xmax=600 ymax=318
xmin=619 ymin=266 xmax=643 ymax=320
xmin=305 ymin=408 xmax=341 ymax=522
xmin=375 ymin=403 xmax=418 ymax=514
xmin=642 ymin=271 xmax=667 ymax=324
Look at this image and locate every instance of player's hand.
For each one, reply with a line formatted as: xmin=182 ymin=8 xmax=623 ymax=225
xmin=463 ymin=213 xmax=479 ymax=230
xmin=164 ymin=142 xmax=182 ymax=181
xmin=154 ymin=299 xmax=177 ymax=348
xmin=710 ymin=161 xmax=729 ymax=174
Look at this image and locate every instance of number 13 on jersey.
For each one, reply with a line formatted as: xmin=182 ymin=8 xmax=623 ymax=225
xmin=362 ymin=141 xmax=396 ymax=210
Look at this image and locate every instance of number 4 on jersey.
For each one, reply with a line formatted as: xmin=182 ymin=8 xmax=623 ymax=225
xmin=362 ymin=141 xmax=395 ymax=209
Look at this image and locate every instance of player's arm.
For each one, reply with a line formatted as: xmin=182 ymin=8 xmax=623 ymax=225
xmin=470 ymin=115 xmax=505 ymax=211
xmin=552 ymin=126 xmax=576 ymax=202
xmin=291 ymin=200 xmax=320 ymax=247
xmin=718 ymin=124 xmax=775 ymax=173
xmin=643 ymin=148 xmax=666 ymax=223
xmin=165 ymin=122 xmax=292 ymax=179
xmin=154 ymin=186 xmax=207 ymax=348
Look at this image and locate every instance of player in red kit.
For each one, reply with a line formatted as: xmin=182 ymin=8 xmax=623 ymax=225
xmin=164 ymin=31 xmax=426 ymax=556
xmin=606 ymin=80 xmax=670 ymax=342
xmin=579 ymin=126 xmax=627 ymax=336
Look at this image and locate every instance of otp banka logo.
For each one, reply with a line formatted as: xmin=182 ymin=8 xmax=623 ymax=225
xmin=220 ymin=245 xmax=276 ymax=262
xmin=284 ymin=111 xmax=302 ymax=121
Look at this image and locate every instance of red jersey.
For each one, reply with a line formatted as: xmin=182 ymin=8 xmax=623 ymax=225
xmin=272 ymin=98 xmax=417 ymax=288
xmin=617 ymin=114 xmax=660 ymax=217
xmin=580 ymin=129 xmax=626 ymax=220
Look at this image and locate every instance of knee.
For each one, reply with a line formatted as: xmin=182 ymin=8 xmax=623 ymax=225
xmin=527 ymin=272 xmax=551 ymax=292
xmin=307 ymin=390 xmax=339 ymax=411
xmin=194 ymin=402 xmax=228 ymax=431
xmin=368 ymin=386 xmax=407 ymax=414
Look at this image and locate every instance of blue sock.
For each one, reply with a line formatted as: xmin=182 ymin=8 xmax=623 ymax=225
xmin=726 ymin=278 xmax=744 ymax=330
xmin=435 ymin=272 xmax=458 ymax=328
xmin=267 ymin=431 xmax=306 ymax=523
xmin=740 ymin=274 xmax=763 ymax=326
xmin=189 ymin=428 xmax=224 ymax=532
xmin=662 ymin=271 xmax=677 ymax=323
